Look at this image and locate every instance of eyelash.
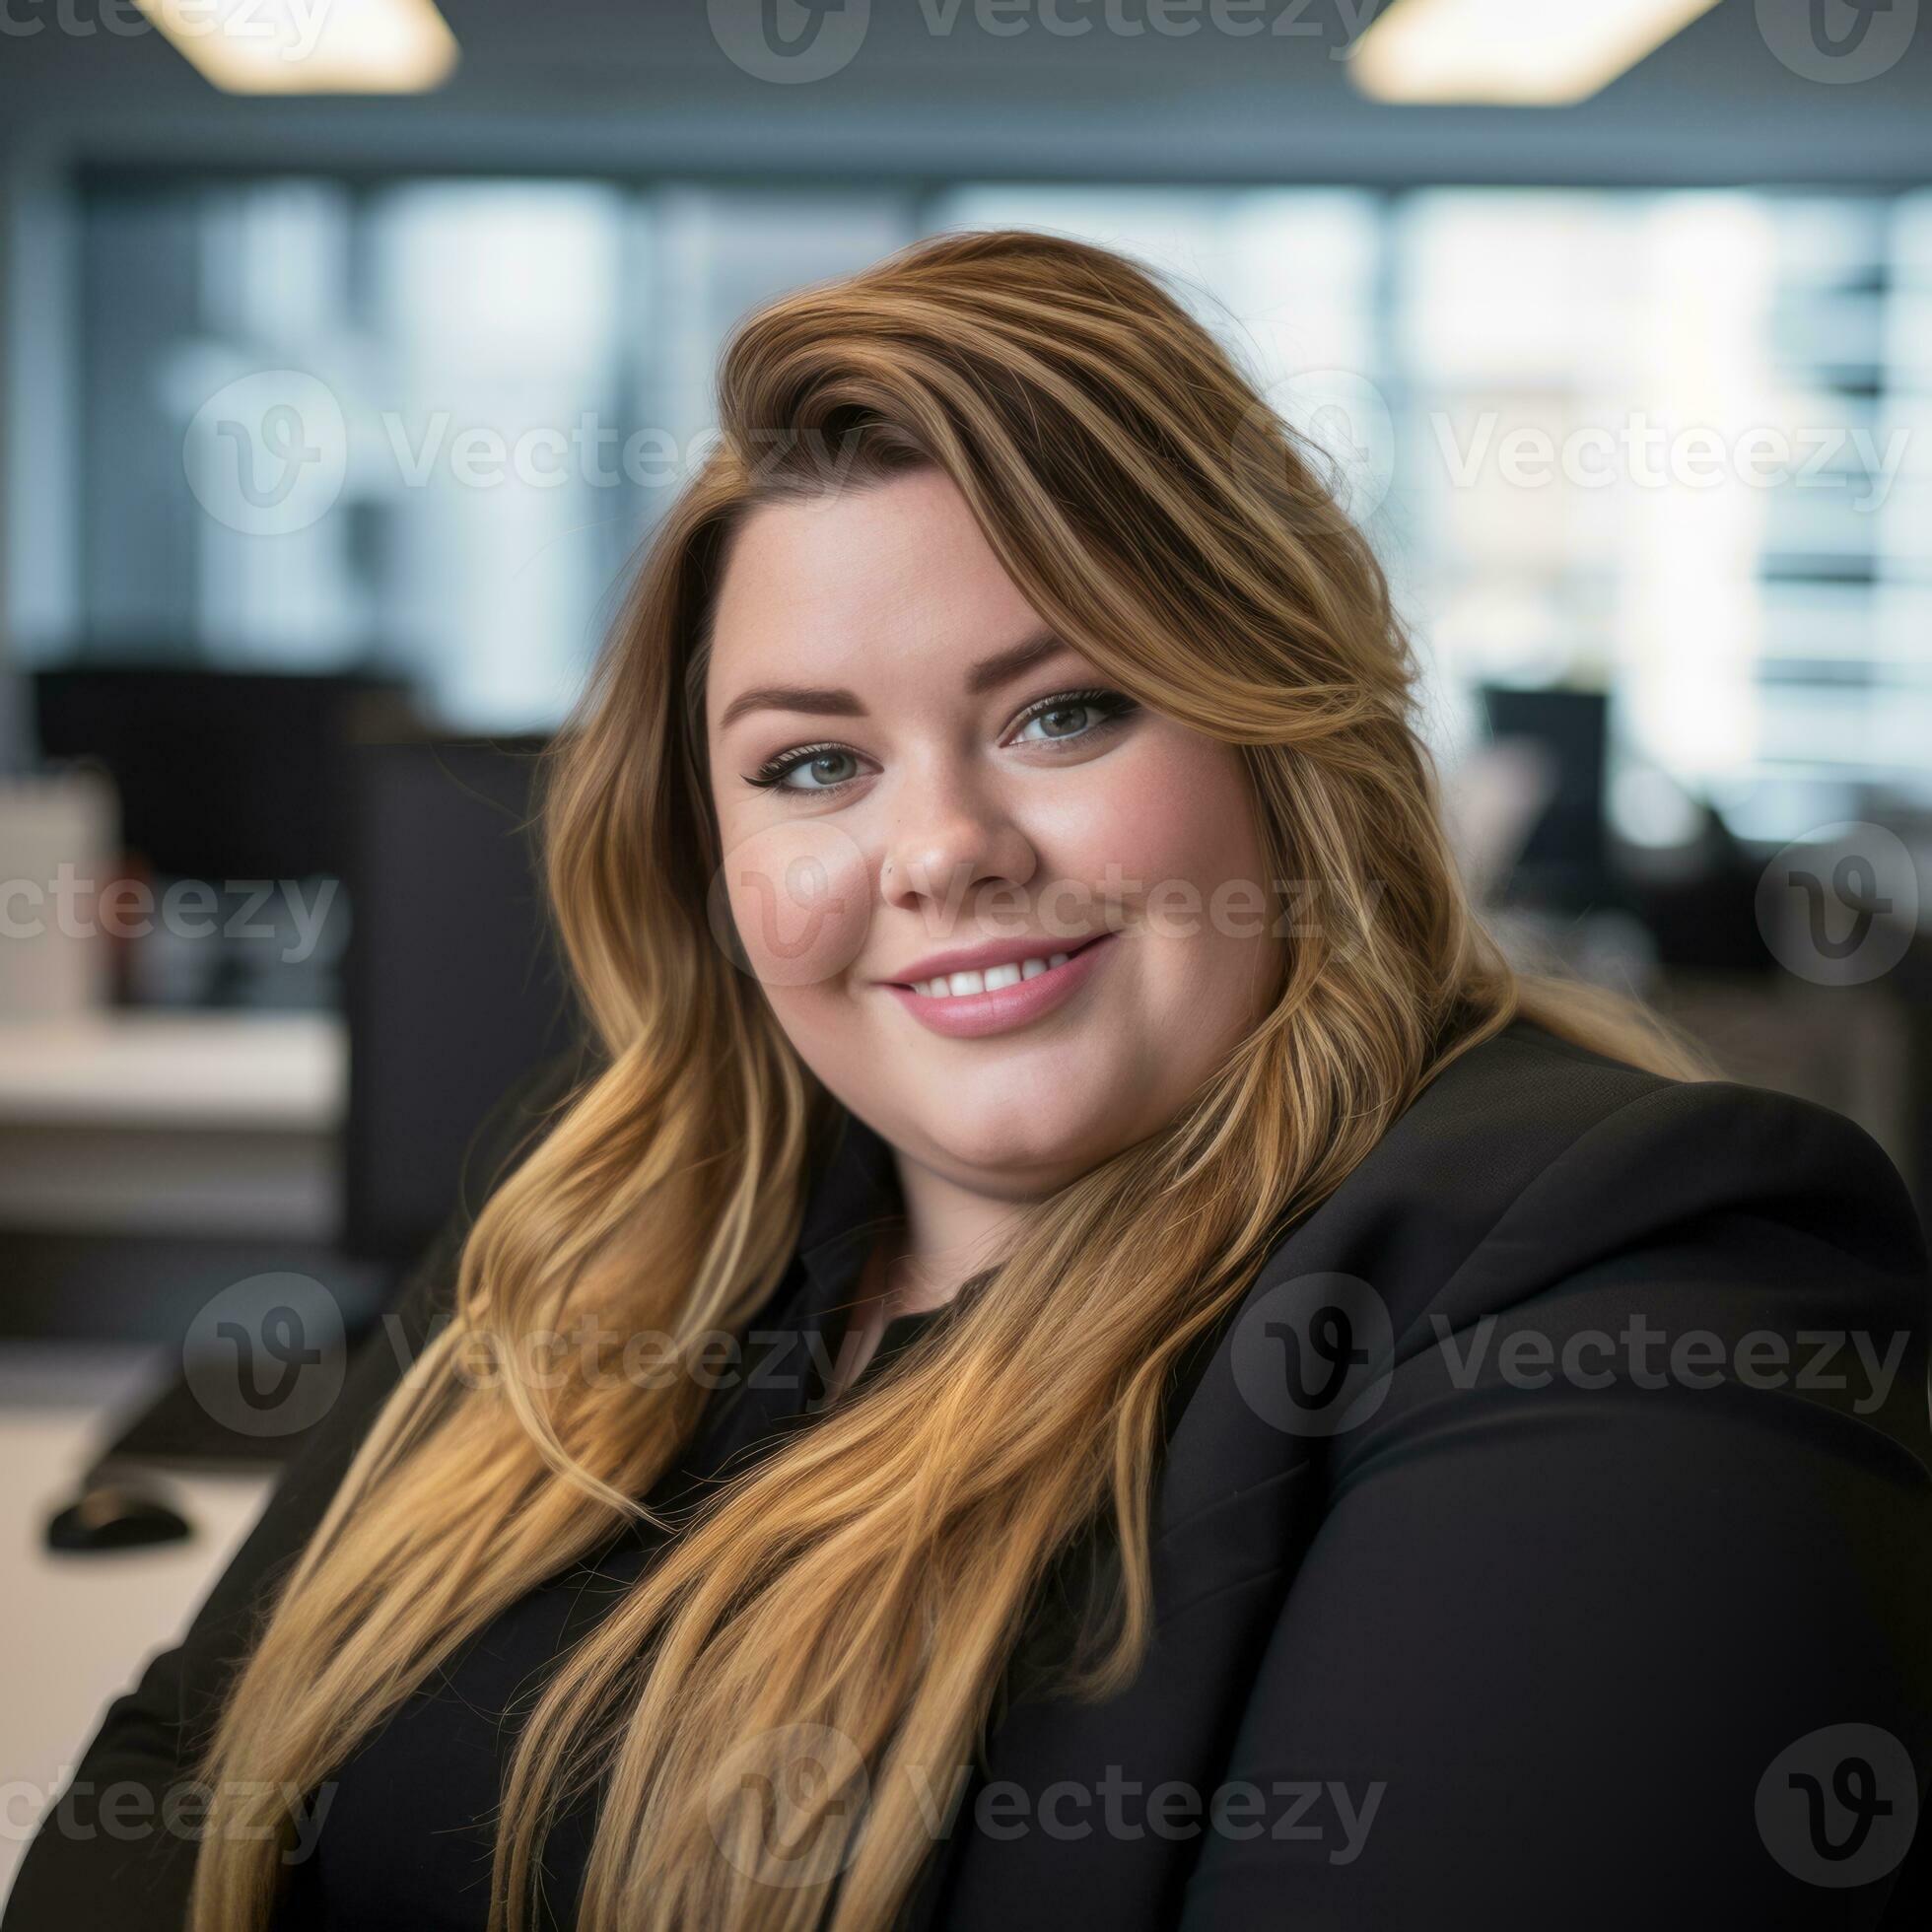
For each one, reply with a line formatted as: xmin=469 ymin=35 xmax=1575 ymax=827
xmin=743 ymin=687 xmax=1140 ymax=795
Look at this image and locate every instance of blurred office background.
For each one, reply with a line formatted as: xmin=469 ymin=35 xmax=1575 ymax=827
xmin=2 ymin=0 xmax=1930 ymax=1894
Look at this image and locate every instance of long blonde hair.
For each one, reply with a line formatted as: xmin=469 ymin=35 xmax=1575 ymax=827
xmin=191 ymin=228 xmax=1706 ymax=1930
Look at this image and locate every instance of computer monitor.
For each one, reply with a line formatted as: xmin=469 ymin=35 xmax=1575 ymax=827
xmin=340 ymin=736 xmax=586 ymax=1263
xmin=33 ymin=664 xmax=409 ymax=882
xmin=1479 ymin=685 xmax=1611 ymax=913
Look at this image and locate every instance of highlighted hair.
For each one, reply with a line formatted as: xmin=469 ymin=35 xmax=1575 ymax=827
xmin=191 ymin=229 xmax=1704 ymax=1930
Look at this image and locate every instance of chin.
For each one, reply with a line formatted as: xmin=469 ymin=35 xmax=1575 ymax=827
xmin=909 ymin=1076 xmax=1141 ymax=1197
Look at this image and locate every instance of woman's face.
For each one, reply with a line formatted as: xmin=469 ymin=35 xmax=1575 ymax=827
xmin=705 ymin=466 xmax=1281 ymax=1203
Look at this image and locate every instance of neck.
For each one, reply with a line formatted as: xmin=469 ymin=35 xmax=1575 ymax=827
xmin=874 ymin=1148 xmax=1029 ymax=1317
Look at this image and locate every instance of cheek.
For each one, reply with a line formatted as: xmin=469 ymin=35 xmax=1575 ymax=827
xmin=712 ymin=817 xmax=874 ymax=991
xmin=1053 ymin=735 xmax=1266 ymax=912
xmin=1075 ymin=740 xmax=1279 ymax=1031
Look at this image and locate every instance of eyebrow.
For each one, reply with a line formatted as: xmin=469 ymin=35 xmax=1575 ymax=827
xmin=716 ymin=628 xmax=1072 ymax=731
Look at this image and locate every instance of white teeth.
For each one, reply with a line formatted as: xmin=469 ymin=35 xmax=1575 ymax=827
xmin=912 ymin=952 xmax=1072 ymax=997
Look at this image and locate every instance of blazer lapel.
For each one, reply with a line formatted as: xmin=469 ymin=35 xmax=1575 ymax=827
xmin=904 ymin=1370 xmax=1325 ymax=1925
xmin=904 ymin=1037 xmax=1509 ymax=1924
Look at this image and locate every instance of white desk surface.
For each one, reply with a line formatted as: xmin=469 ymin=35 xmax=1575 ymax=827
xmin=0 ymin=1010 xmax=344 ymax=1131
xmin=0 ymin=1344 xmax=277 ymax=1905
xmin=0 ymin=1014 xmax=339 ymax=1906
xmin=0 ymin=1010 xmax=346 ymax=1236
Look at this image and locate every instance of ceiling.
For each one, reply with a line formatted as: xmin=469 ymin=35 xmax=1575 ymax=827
xmin=0 ymin=0 xmax=1928 ymax=187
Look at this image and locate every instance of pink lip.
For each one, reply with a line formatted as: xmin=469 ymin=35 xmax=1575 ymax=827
xmin=882 ymin=932 xmax=1118 ymax=1040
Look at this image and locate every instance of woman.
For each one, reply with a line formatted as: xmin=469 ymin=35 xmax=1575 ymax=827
xmin=10 ymin=229 xmax=1928 ymax=1931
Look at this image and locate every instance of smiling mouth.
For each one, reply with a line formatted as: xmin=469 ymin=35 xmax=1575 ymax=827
xmin=892 ymin=932 xmax=1110 ymax=999
xmin=881 ymin=932 xmax=1118 ymax=1041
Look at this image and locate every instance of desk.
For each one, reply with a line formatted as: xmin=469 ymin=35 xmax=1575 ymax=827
xmin=0 ymin=1344 xmax=276 ymax=1905
xmin=0 ymin=1011 xmax=345 ymax=1240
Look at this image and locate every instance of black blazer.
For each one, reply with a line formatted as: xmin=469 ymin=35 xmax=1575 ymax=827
xmin=9 ymin=1018 xmax=1931 ymax=1929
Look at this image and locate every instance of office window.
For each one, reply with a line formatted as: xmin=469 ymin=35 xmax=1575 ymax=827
xmin=936 ymin=182 xmax=1932 ymax=827
xmin=58 ymin=174 xmax=1931 ymax=828
xmin=74 ymin=178 xmax=914 ymax=730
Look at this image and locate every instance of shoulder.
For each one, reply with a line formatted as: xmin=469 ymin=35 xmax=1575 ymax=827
xmin=1165 ymin=1017 xmax=1932 ymax=1507
xmin=1274 ymin=1015 xmax=1926 ymax=1308
xmin=1171 ymin=1021 xmax=1932 ymax=1923
xmin=1493 ymin=1019 xmax=1922 ymax=1290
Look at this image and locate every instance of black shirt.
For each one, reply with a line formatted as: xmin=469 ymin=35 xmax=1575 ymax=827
xmin=12 ymin=1020 xmax=1932 ymax=1931
xmin=289 ymin=1100 xmax=940 ymax=1929
xmin=8 ymin=1074 xmax=951 ymax=1932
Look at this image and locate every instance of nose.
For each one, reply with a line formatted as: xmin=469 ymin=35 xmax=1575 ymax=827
xmin=879 ymin=772 xmax=1037 ymax=915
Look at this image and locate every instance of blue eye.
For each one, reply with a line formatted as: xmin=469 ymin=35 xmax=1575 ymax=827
xmin=1017 ymin=701 xmax=1101 ymax=742
xmin=747 ymin=744 xmax=865 ymax=793
xmin=780 ymin=750 xmax=860 ymax=790
xmin=744 ymin=688 xmax=1137 ymax=797
xmin=1010 ymin=688 xmax=1138 ymax=745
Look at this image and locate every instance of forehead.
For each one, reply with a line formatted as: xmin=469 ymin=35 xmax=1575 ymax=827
xmin=706 ymin=468 xmax=1042 ymax=704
